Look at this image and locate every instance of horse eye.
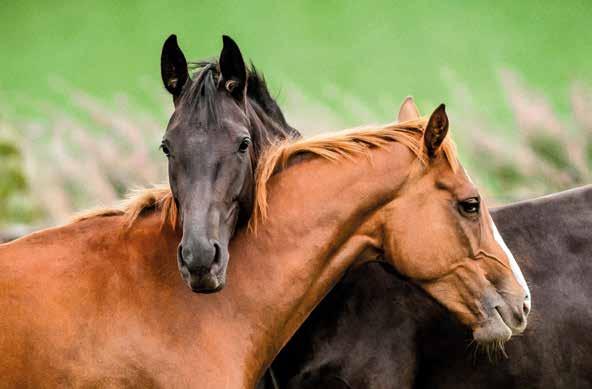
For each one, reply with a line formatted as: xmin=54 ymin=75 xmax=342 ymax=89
xmin=238 ymin=137 xmax=251 ymax=153
xmin=459 ymin=197 xmax=480 ymax=216
xmin=160 ymin=143 xmax=170 ymax=157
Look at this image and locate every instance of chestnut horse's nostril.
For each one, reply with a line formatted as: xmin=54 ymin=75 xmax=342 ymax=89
xmin=523 ymin=301 xmax=530 ymax=316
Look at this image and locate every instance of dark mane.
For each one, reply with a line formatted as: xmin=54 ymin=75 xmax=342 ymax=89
xmin=180 ymin=61 xmax=223 ymax=127
xmin=247 ymin=64 xmax=293 ymax=132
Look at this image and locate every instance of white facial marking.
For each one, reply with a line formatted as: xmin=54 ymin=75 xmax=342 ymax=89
xmin=463 ymin=168 xmax=531 ymax=309
xmin=463 ymin=167 xmax=474 ymax=184
xmin=489 ymin=215 xmax=531 ymax=307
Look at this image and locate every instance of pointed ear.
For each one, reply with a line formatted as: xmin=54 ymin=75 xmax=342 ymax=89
xmin=219 ymin=35 xmax=247 ymax=100
xmin=397 ymin=96 xmax=420 ymax=122
xmin=161 ymin=34 xmax=189 ymax=97
xmin=424 ymin=104 xmax=449 ymax=157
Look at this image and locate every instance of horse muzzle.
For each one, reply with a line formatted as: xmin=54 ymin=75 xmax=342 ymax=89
xmin=473 ymin=293 xmax=530 ymax=344
xmin=177 ymin=241 xmax=228 ymax=293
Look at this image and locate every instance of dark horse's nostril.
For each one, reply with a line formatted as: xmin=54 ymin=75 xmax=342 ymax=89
xmin=212 ymin=241 xmax=221 ymax=266
xmin=178 ymin=245 xmax=184 ymax=263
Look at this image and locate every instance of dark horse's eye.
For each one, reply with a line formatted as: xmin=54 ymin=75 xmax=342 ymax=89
xmin=160 ymin=143 xmax=170 ymax=157
xmin=238 ymin=137 xmax=251 ymax=153
xmin=459 ymin=197 xmax=480 ymax=216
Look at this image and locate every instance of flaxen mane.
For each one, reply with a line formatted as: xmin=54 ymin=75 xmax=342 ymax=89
xmin=73 ymin=186 xmax=178 ymax=229
xmin=74 ymin=118 xmax=456 ymax=231
xmin=250 ymin=118 xmax=458 ymax=228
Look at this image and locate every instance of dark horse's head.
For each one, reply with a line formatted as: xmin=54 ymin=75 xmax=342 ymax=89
xmin=160 ymin=34 xmax=298 ymax=293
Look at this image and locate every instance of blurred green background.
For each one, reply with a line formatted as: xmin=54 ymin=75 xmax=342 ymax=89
xmin=1 ymin=0 xmax=592 ymax=229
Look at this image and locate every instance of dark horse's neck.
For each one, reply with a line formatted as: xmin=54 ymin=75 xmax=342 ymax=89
xmin=246 ymin=67 xmax=297 ymax=136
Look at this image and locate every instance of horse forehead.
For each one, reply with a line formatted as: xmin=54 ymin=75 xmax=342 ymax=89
xmin=431 ymin=164 xmax=476 ymax=196
xmin=169 ymin=115 xmax=245 ymax=141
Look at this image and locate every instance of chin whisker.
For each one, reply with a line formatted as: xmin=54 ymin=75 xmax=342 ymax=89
xmin=498 ymin=339 xmax=509 ymax=359
xmin=468 ymin=338 xmax=509 ymax=364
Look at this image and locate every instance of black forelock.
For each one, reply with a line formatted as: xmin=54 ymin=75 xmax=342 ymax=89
xmin=180 ymin=61 xmax=223 ymax=127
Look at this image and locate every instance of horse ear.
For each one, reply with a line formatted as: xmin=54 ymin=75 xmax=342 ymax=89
xmin=219 ymin=35 xmax=247 ymax=100
xmin=397 ymin=96 xmax=420 ymax=122
xmin=161 ymin=34 xmax=189 ymax=98
xmin=424 ymin=104 xmax=449 ymax=157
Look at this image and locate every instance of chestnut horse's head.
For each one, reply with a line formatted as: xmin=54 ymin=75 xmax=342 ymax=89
xmin=160 ymin=34 xmax=296 ymax=293
xmin=381 ymin=99 xmax=530 ymax=344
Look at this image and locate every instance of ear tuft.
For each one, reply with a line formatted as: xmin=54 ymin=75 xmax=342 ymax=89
xmin=424 ymin=104 xmax=449 ymax=157
xmin=397 ymin=96 xmax=421 ymax=122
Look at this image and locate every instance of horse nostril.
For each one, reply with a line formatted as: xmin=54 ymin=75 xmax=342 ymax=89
xmin=178 ymin=244 xmax=185 ymax=263
xmin=212 ymin=241 xmax=221 ymax=266
xmin=178 ymin=244 xmax=194 ymax=268
xmin=523 ymin=301 xmax=530 ymax=316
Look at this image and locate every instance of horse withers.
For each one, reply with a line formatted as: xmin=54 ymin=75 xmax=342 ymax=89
xmin=0 ymin=106 xmax=529 ymax=387
xmin=160 ymin=34 xmax=299 ymax=292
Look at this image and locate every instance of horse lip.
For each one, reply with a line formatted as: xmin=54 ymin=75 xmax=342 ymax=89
xmin=190 ymin=283 xmax=225 ymax=294
xmin=494 ymin=306 xmax=524 ymax=335
xmin=187 ymin=269 xmax=226 ymax=294
xmin=473 ymin=307 xmax=512 ymax=344
xmin=494 ymin=307 xmax=510 ymax=329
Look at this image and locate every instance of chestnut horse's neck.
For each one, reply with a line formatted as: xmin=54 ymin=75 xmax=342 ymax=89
xmin=128 ymin=141 xmax=416 ymax=387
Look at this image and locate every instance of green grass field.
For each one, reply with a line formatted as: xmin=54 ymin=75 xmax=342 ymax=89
xmin=2 ymin=0 xmax=591 ymax=124
xmin=1 ymin=1 xmax=592 ymax=225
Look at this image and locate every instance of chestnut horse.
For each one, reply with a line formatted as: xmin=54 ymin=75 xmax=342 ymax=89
xmin=0 ymin=106 xmax=528 ymax=388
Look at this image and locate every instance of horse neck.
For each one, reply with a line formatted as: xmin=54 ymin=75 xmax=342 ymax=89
xmin=124 ymin=142 xmax=415 ymax=387
xmin=214 ymin=141 xmax=416 ymax=386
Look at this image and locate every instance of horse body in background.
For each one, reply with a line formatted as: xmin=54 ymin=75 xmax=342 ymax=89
xmin=273 ymin=185 xmax=592 ymax=389
xmin=0 ymin=109 xmax=529 ymax=387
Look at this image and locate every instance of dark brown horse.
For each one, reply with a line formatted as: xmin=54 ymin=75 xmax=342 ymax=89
xmin=272 ymin=185 xmax=592 ymax=389
xmin=0 ymin=107 xmax=528 ymax=387
xmin=160 ymin=34 xmax=299 ymax=292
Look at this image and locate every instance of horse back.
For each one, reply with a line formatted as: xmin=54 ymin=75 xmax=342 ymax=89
xmin=0 ymin=215 xmax=167 ymax=388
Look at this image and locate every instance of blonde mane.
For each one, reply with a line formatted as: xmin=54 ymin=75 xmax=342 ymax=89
xmin=73 ymin=118 xmax=457 ymax=231
xmin=250 ymin=118 xmax=458 ymax=229
xmin=73 ymin=185 xmax=178 ymax=230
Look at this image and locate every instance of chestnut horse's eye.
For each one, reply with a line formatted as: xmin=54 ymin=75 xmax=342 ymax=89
xmin=238 ymin=137 xmax=251 ymax=153
xmin=160 ymin=143 xmax=171 ymax=157
xmin=459 ymin=197 xmax=480 ymax=216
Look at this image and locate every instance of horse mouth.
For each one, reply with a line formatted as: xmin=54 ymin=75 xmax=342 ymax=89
xmin=177 ymin=259 xmax=227 ymax=294
xmin=186 ymin=271 xmax=226 ymax=293
xmin=495 ymin=304 xmax=527 ymax=335
xmin=472 ymin=307 xmax=513 ymax=344
xmin=190 ymin=282 xmax=225 ymax=294
xmin=495 ymin=306 xmax=514 ymax=332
